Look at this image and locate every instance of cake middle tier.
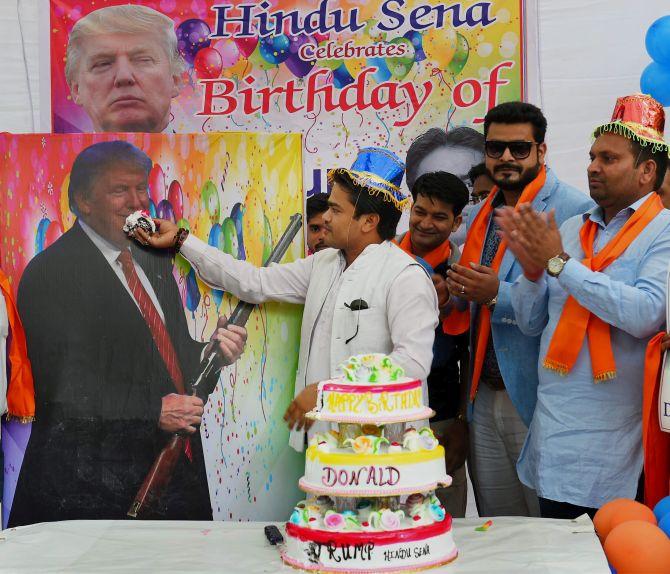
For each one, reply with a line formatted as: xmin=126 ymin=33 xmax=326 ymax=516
xmin=299 ymin=446 xmax=452 ymax=497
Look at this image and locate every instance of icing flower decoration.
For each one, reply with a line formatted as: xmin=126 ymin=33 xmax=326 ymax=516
xmin=380 ymin=509 xmax=405 ymax=531
xmin=418 ymin=427 xmax=439 ymax=450
xmin=324 ymin=510 xmax=346 ymax=531
xmin=367 ymin=510 xmax=382 ymax=530
xmin=402 ymin=428 xmax=421 ymax=451
xmin=428 ymin=502 xmax=446 ymax=522
xmin=290 ymin=509 xmax=306 ymax=526
xmin=404 ymin=427 xmax=439 ymax=451
xmin=388 ymin=441 xmax=403 ymax=454
xmin=339 ymin=354 xmax=405 ymax=383
xmin=310 ymin=430 xmax=339 ymax=450
xmin=342 ymin=510 xmax=362 ymax=531
xmin=344 ymin=435 xmax=389 ymax=454
xmin=405 ymin=493 xmax=426 ymax=517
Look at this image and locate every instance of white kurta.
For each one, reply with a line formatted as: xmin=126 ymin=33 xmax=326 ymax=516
xmin=180 ymin=237 xmax=439 ymax=450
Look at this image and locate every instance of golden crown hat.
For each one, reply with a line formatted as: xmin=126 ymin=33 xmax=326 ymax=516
xmin=593 ymin=93 xmax=669 ymax=155
xmin=328 ymin=147 xmax=409 ymax=211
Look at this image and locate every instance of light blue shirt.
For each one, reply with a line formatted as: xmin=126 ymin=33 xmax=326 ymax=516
xmin=511 ymin=193 xmax=670 ymax=508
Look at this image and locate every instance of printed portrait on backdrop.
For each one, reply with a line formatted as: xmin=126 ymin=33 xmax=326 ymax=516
xmin=0 ymin=132 xmax=305 ymax=526
xmin=48 ymin=0 xmax=534 ymax=195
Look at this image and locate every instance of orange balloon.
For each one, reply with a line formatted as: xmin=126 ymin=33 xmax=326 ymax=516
xmin=604 ymin=520 xmax=670 ymax=573
xmin=593 ymin=498 xmax=656 ymax=543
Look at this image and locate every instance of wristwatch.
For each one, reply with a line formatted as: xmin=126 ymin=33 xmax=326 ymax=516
xmin=547 ymin=252 xmax=570 ymax=277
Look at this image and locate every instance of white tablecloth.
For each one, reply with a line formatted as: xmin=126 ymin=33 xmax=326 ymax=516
xmin=0 ymin=516 xmax=609 ymax=573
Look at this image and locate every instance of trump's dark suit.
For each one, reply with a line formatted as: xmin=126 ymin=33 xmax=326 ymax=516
xmin=9 ymin=221 xmax=212 ymax=526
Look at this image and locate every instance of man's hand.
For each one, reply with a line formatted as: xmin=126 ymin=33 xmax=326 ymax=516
xmin=506 ymin=204 xmax=564 ymax=270
xmin=135 ymin=218 xmax=179 ymax=249
xmin=495 ymin=206 xmax=544 ymax=281
xmin=446 ymin=263 xmax=499 ymax=304
xmin=432 ymin=273 xmax=450 ymax=310
xmin=159 ymin=393 xmax=204 ymax=434
xmin=283 ymin=383 xmax=319 ymax=432
xmin=205 ymin=316 xmax=247 ymax=365
xmin=662 ymin=333 xmax=670 ymax=353
xmin=438 ymin=419 xmax=469 ymax=474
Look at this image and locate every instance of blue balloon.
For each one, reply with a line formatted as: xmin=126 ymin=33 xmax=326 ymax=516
xmin=259 ymin=35 xmax=291 ymax=64
xmin=404 ymin=30 xmax=426 ymax=62
xmin=185 ymin=268 xmax=201 ymax=312
xmin=230 ymin=203 xmax=246 ymax=260
xmin=35 ymin=217 xmax=50 ymax=254
xmin=653 ymin=495 xmax=670 ymax=523
xmin=332 ymin=63 xmax=355 ymax=89
xmin=646 ymin=15 xmax=670 ymax=67
xmin=148 ymin=199 xmax=157 ymax=219
xmin=366 ymin=57 xmax=391 ymax=83
xmin=208 ymin=223 xmax=225 ymax=308
xmin=641 ymin=62 xmax=670 ymax=107
xmin=659 ymin=512 xmax=670 ymax=537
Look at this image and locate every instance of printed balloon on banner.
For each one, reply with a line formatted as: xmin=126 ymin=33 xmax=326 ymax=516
xmin=201 ymin=180 xmax=221 ymax=223
xmin=447 ymin=33 xmax=470 ymax=76
xmin=386 ymin=37 xmax=415 ymax=80
xmin=59 ymin=173 xmax=76 ymax=232
xmin=332 ymin=63 xmax=355 ymax=89
xmin=221 ymin=217 xmax=239 ymax=257
xmin=148 ymin=164 xmax=166 ymax=205
xmin=193 ymin=47 xmax=223 ymax=80
xmin=285 ymin=34 xmax=316 ymax=77
xmin=233 ymin=36 xmax=258 ymax=59
xmin=423 ymin=26 xmax=458 ymax=71
xmin=212 ymin=38 xmax=242 ymax=68
xmin=168 ymin=180 xmax=184 ymax=221
xmin=259 ymin=35 xmax=291 ymax=65
xmin=208 ymin=223 xmax=225 ymax=307
xmin=185 ymin=267 xmax=201 ymax=312
xmin=156 ymin=199 xmax=176 ymax=223
xmin=404 ymin=30 xmax=426 ymax=62
xmin=230 ymin=202 xmax=246 ymax=260
xmin=176 ymin=19 xmax=211 ymax=65
xmin=367 ymin=57 xmax=391 ymax=84
xmin=262 ymin=212 xmax=273 ymax=263
xmin=248 ymin=43 xmax=277 ymax=71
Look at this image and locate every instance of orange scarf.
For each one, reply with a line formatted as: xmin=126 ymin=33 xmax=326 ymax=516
xmin=394 ymin=232 xmax=452 ymax=270
xmin=642 ymin=333 xmax=670 ymax=508
xmin=443 ymin=166 xmax=547 ymax=401
xmin=544 ymin=193 xmax=664 ymax=380
xmin=0 ymin=269 xmax=35 ymax=422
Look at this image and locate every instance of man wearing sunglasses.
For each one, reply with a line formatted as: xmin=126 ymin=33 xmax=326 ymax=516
xmin=443 ymin=102 xmax=593 ymax=517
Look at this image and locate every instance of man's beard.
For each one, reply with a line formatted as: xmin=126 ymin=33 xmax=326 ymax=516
xmin=488 ymin=162 xmax=542 ymax=192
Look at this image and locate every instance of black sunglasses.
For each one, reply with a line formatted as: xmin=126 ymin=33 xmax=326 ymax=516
xmin=485 ymin=140 xmax=539 ymax=160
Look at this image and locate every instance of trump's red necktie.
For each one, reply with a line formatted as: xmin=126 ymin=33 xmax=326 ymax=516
xmin=117 ymin=250 xmax=185 ymax=393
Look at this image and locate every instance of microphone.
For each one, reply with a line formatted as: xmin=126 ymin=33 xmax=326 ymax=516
xmin=344 ymin=299 xmax=368 ymax=344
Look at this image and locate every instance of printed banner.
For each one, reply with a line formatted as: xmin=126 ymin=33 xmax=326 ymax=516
xmin=0 ymin=131 xmax=304 ymax=525
xmin=47 ymin=0 xmax=534 ymax=194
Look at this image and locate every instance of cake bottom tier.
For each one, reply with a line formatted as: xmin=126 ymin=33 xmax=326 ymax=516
xmin=281 ymin=516 xmax=457 ymax=573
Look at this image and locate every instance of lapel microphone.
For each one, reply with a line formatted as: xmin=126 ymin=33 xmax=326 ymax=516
xmin=344 ymin=299 xmax=369 ymax=344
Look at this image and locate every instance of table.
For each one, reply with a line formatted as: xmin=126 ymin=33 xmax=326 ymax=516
xmin=0 ymin=516 xmax=609 ymax=573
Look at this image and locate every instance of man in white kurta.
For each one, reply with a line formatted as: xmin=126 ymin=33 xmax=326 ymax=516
xmin=140 ymin=148 xmax=439 ymax=450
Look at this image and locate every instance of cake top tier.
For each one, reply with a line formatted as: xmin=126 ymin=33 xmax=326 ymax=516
xmin=340 ymin=354 xmax=406 ymax=384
